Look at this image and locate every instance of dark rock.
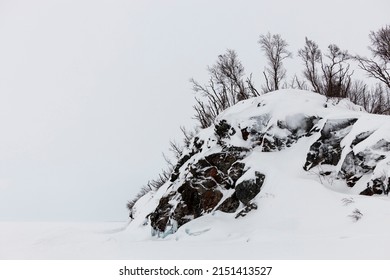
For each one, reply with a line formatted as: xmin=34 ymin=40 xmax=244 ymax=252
xmin=221 ymin=145 xmax=250 ymax=154
xmin=195 ymin=158 xmax=210 ymax=170
xmin=170 ymin=172 xmax=179 ymax=182
xmin=170 ymin=153 xmax=192 ymax=182
xmin=150 ymin=178 xmax=224 ymax=233
xmin=360 ymin=188 xmax=375 ymax=196
xmin=250 ymin=116 xmax=320 ymax=152
xmin=261 ymin=136 xmax=277 ymax=152
xmin=201 ymin=190 xmax=223 ymax=212
xmin=201 ymin=166 xmax=225 ymax=185
xmin=193 ymin=178 xmax=217 ymax=189
xmin=340 ymin=151 xmax=364 ymax=187
xmin=340 ymin=146 xmax=387 ymax=187
xmin=235 ymin=202 xmax=258 ymax=218
xmin=217 ymin=193 xmax=240 ymax=213
xmin=340 ymin=151 xmax=373 ymax=187
xmin=205 ymin=152 xmax=241 ymax=174
xmin=204 ymin=166 xmax=218 ymax=178
xmin=170 ymin=136 xmax=206 ymax=182
xmin=149 ymin=146 xmax=251 ymax=234
xmin=178 ymin=182 xmax=201 ymax=215
xmin=360 ymin=178 xmax=389 ymax=196
xmin=304 ymin=118 xmax=357 ymax=170
xmin=193 ymin=137 xmax=204 ymax=150
xmin=149 ymin=194 xmax=175 ymax=232
xmin=235 ymin=171 xmax=265 ymax=205
xmin=346 ymin=175 xmax=361 ymax=188
xmin=173 ymin=202 xmax=193 ymax=227
xmin=169 ymin=182 xmax=204 ymax=229
xmin=305 ymin=139 xmax=342 ymax=168
xmin=351 ymin=131 xmax=373 ymax=147
xmin=177 ymin=154 xmax=192 ymax=168
xmin=241 ymin=128 xmax=249 ymax=140
xmin=215 ymin=119 xmax=232 ymax=139
xmin=228 ymin=162 xmax=246 ymax=184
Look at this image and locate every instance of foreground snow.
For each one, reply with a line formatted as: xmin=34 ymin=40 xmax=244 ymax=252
xmin=1 ymin=218 xmax=390 ymax=259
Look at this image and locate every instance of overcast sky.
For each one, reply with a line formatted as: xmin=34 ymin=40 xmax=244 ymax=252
xmin=0 ymin=0 xmax=389 ymax=222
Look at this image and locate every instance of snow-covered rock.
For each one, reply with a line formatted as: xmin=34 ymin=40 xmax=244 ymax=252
xmin=129 ymin=90 xmax=390 ymax=238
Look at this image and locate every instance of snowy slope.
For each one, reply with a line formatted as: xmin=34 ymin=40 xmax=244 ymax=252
xmin=123 ymin=89 xmax=390 ymax=258
xmin=2 ymin=90 xmax=390 ymax=260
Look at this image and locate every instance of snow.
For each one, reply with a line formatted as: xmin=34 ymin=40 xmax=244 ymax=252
xmin=217 ymin=90 xmax=364 ymax=127
xmin=2 ymin=90 xmax=390 ymax=259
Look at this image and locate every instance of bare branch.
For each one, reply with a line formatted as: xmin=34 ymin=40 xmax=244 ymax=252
xmin=258 ymin=32 xmax=292 ymax=91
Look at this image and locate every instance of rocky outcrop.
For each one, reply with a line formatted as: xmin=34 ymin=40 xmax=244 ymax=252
xmin=340 ymin=149 xmax=385 ymax=187
xmin=304 ymin=118 xmax=357 ymax=170
xmin=303 ymin=119 xmax=390 ymax=196
xmin=235 ymin=171 xmax=265 ymax=205
xmin=149 ymin=145 xmax=259 ymax=236
xmin=339 ymin=138 xmax=390 ymax=194
xmin=131 ymin=90 xmax=390 ymax=237
xmin=148 ymin=115 xmax=322 ymax=235
xmin=243 ymin=114 xmax=319 ymax=152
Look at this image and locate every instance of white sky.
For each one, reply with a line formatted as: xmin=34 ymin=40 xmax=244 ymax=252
xmin=0 ymin=0 xmax=389 ymax=222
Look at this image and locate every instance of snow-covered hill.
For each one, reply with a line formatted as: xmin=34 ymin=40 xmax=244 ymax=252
xmin=2 ymin=90 xmax=390 ymax=259
xmin=124 ymin=89 xmax=390 ymax=257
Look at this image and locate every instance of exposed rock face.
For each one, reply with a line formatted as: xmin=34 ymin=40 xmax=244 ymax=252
xmin=304 ymin=118 xmax=357 ymax=170
xmin=149 ymin=145 xmax=251 ymax=235
xmin=235 ymin=172 xmax=265 ymax=205
xmin=216 ymin=193 xmax=240 ymax=213
xmin=361 ymin=178 xmax=389 ymax=196
xmin=149 ymin=113 xmax=319 ymax=236
xmin=340 ymin=149 xmax=385 ymax=187
xmin=338 ymin=138 xmax=390 ymax=195
xmin=247 ymin=114 xmax=320 ymax=152
xmin=132 ymin=90 xmax=390 ymax=237
xmin=303 ymin=118 xmax=390 ymax=196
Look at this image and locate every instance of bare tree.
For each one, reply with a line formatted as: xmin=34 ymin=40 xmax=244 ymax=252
xmin=128 ymin=26 xmax=390 ymax=218
xmin=321 ymin=44 xmax=353 ymax=98
xmin=180 ymin=126 xmax=198 ymax=148
xmin=356 ymin=25 xmax=390 ymax=89
xmin=298 ymin=37 xmax=322 ymax=93
xmin=289 ymin=74 xmax=308 ymax=90
xmin=298 ymin=39 xmax=353 ymax=98
xmin=365 ymin=85 xmax=390 ymax=114
xmin=369 ymin=25 xmax=390 ymax=60
xmin=191 ymin=49 xmax=257 ymax=128
xmin=126 ymin=167 xmax=172 ymax=215
xmin=346 ymin=81 xmax=390 ymax=115
xmin=347 ymin=80 xmax=368 ymax=105
xmin=258 ymin=32 xmax=292 ymax=92
xmin=246 ymin=73 xmax=261 ymax=97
